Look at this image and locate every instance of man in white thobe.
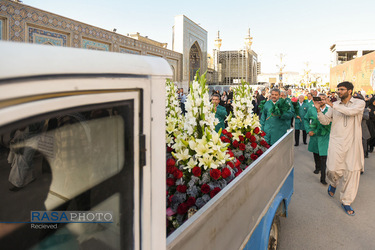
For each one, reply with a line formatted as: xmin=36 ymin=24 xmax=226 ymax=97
xmin=315 ymin=81 xmax=365 ymax=216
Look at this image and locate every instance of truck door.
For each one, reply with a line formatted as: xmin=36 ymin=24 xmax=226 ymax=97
xmin=0 ymin=76 xmax=145 ymax=250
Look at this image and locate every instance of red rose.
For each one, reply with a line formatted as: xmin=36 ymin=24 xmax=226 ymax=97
xmin=251 ymin=153 xmax=258 ymax=161
xmin=186 ymin=197 xmax=196 ymax=207
xmin=254 ymin=127 xmax=260 ymax=134
xmin=260 ymin=131 xmax=266 ymax=137
xmin=250 ymin=135 xmax=256 ymax=143
xmin=167 ymin=166 xmax=177 ymax=174
xmin=222 ymin=129 xmax=228 ymax=135
xmin=168 ymin=195 xmax=173 ymax=203
xmin=221 ymin=136 xmax=227 ymax=142
xmin=226 ymin=161 xmax=234 ymax=169
xmin=201 ymin=184 xmax=211 ymax=194
xmin=239 ymin=135 xmax=245 ymax=142
xmin=222 ymin=167 xmax=231 ymax=179
xmin=256 ymin=149 xmax=263 ymax=156
xmin=245 ymin=132 xmax=251 ymax=138
xmin=260 ymin=140 xmax=268 ymax=146
xmin=251 ymin=142 xmax=258 ymax=149
xmin=177 ymin=185 xmax=187 ymax=193
xmin=210 ymin=169 xmax=221 ymax=180
xmin=232 ymin=140 xmax=239 ymax=148
xmin=173 ymin=170 xmax=183 ymax=179
xmin=235 ymin=159 xmax=241 ymax=167
xmin=167 ymin=178 xmax=175 ymax=187
xmin=177 ymin=203 xmax=189 ymax=215
xmin=239 ymin=155 xmax=245 ymax=161
xmin=210 ymin=187 xmax=221 ymax=198
xmin=235 ymin=169 xmax=242 ymax=177
xmin=167 ymin=158 xmax=176 ymax=167
xmin=265 ymin=144 xmax=270 ymax=149
xmin=228 ymin=150 xmax=234 ymax=157
xmin=192 ymin=166 xmax=201 ymax=177
xmin=167 ymin=146 xmax=173 ymax=153
xmin=225 ymin=138 xmax=231 ymax=143
xmin=227 ymin=132 xmax=233 ymax=138
xmin=239 ymin=143 xmax=246 ymax=151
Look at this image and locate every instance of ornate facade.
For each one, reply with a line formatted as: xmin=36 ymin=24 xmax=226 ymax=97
xmin=0 ymin=0 xmax=183 ymax=82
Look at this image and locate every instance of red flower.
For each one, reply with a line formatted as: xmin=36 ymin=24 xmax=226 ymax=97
xmin=192 ymin=166 xmax=202 ymax=177
xmin=201 ymin=184 xmax=211 ymax=194
xmin=226 ymin=161 xmax=234 ymax=169
xmin=251 ymin=154 xmax=258 ymax=161
xmin=239 ymin=143 xmax=246 ymax=151
xmin=239 ymin=155 xmax=245 ymax=161
xmin=239 ymin=135 xmax=245 ymax=142
xmin=235 ymin=169 xmax=242 ymax=177
xmin=254 ymin=127 xmax=260 ymax=134
xmin=245 ymin=132 xmax=251 ymax=138
xmin=256 ymin=149 xmax=263 ymax=156
xmin=167 ymin=158 xmax=176 ymax=167
xmin=265 ymin=144 xmax=270 ymax=149
xmin=177 ymin=203 xmax=189 ymax=215
xmin=168 ymin=195 xmax=173 ymax=203
xmin=221 ymin=136 xmax=227 ymax=142
xmin=222 ymin=167 xmax=231 ymax=179
xmin=235 ymin=159 xmax=241 ymax=167
xmin=232 ymin=140 xmax=239 ymax=148
xmin=222 ymin=129 xmax=228 ymax=135
xmin=210 ymin=169 xmax=221 ymax=180
xmin=251 ymin=142 xmax=258 ymax=149
xmin=250 ymin=135 xmax=256 ymax=143
xmin=227 ymin=150 xmax=234 ymax=157
xmin=177 ymin=185 xmax=187 ymax=193
xmin=260 ymin=140 xmax=268 ymax=146
xmin=186 ymin=197 xmax=196 ymax=207
xmin=173 ymin=170 xmax=183 ymax=179
xmin=227 ymin=132 xmax=233 ymax=138
xmin=167 ymin=166 xmax=177 ymax=174
xmin=167 ymin=146 xmax=173 ymax=153
xmin=167 ymin=178 xmax=175 ymax=187
xmin=210 ymin=187 xmax=221 ymax=198
xmin=260 ymin=131 xmax=266 ymax=137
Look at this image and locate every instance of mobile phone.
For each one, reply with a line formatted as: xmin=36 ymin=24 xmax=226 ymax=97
xmin=313 ymin=97 xmax=321 ymax=101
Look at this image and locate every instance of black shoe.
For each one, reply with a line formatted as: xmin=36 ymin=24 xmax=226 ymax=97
xmin=365 ymin=153 xmax=368 ymax=158
xmin=303 ymin=142 xmax=307 ymax=145
xmin=313 ymin=170 xmax=320 ymax=174
xmin=321 ymin=180 xmax=328 ymax=185
xmin=294 ymin=144 xmax=299 ymax=146
xmin=370 ymin=146 xmax=374 ymax=153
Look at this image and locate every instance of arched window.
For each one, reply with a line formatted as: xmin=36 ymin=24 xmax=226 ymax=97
xmin=189 ymin=42 xmax=202 ymax=81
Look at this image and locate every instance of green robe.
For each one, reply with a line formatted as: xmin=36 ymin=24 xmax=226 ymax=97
xmin=260 ymin=100 xmax=294 ymax=145
xmin=303 ymin=106 xmax=331 ymax=156
xmin=295 ymin=102 xmax=309 ymax=131
xmin=215 ymin=105 xmax=227 ymax=133
xmin=284 ymin=97 xmax=295 ymax=129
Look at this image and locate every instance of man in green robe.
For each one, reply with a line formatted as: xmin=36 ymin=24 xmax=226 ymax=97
xmin=281 ymin=91 xmax=295 ymax=129
xmin=304 ymin=93 xmax=331 ymax=185
xmin=295 ymin=95 xmax=309 ymax=146
xmin=260 ymin=89 xmax=294 ymax=146
xmin=212 ymin=94 xmax=227 ymax=133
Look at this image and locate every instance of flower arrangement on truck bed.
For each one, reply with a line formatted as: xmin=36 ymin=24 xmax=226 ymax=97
xmin=166 ymin=74 xmax=270 ymax=235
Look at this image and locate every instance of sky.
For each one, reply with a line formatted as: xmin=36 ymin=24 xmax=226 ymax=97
xmin=21 ymin=0 xmax=375 ymax=74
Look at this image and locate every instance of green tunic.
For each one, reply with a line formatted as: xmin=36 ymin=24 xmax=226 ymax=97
xmin=295 ymin=102 xmax=309 ymax=131
xmin=215 ymin=104 xmax=227 ymax=133
xmin=303 ymin=106 xmax=331 ymax=156
xmin=284 ymin=97 xmax=295 ymax=129
xmin=260 ymin=99 xmax=294 ymax=145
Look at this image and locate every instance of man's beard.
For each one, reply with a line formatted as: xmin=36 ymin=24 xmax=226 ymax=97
xmin=339 ymin=92 xmax=349 ymax=100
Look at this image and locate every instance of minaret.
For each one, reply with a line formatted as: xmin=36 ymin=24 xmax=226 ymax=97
xmin=213 ymin=31 xmax=222 ymax=83
xmin=244 ymin=28 xmax=253 ymax=51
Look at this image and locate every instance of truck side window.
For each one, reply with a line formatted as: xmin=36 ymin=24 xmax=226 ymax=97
xmin=0 ymin=101 xmax=134 ymax=250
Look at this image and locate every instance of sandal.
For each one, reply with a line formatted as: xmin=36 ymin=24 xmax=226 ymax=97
xmin=328 ymin=185 xmax=336 ymax=197
xmin=341 ymin=204 xmax=355 ymax=216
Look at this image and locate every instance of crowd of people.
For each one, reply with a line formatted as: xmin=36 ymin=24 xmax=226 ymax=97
xmin=177 ymin=82 xmax=375 ymax=216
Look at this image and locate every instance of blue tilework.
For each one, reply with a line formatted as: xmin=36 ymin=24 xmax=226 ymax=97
xmin=0 ymin=19 xmax=3 ymax=40
xmin=82 ymin=38 xmax=109 ymax=51
xmin=120 ymin=48 xmax=141 ymax=55
xmin=28 ymin=27 xmax=67 ymax=46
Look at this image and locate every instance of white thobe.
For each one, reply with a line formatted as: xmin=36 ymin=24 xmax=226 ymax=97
xmin=317 ymin=97 xmax=365 ymax=172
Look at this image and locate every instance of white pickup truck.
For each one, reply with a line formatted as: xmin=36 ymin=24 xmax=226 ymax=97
xmin=0 ymin=41 xmax=293 ymax=250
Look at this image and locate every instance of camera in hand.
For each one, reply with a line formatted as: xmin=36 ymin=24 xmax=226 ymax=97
xmin=313 ymin=97 xmax=321 ymax=101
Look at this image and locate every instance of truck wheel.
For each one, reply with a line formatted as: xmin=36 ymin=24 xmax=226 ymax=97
xmin=268 ymin=215 xmax=280 ymax=250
